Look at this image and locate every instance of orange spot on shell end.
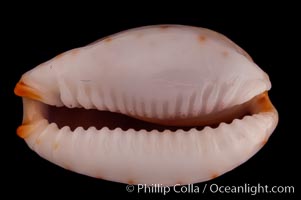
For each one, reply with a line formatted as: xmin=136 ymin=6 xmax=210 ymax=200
xmin=14 ymin=81 xmax=41 ymax=101
xmin=17 ymin=124 xmax=33 ymax=139
xmin=249 ymin=92 xmax=276 ymax=115
xmin=257 ymin=92 xmax=274 ymax=113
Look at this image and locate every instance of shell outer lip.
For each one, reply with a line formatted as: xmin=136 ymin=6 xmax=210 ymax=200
xmin=18 ymin=96 xmax=278 ymax=185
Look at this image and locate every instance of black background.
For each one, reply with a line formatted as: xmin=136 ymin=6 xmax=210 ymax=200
xmin=6 ymin=6 xmax=299 ymax=199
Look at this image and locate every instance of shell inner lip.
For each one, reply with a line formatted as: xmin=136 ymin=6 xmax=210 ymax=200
xmin=22 ymin=91 xmax=274 ymax=132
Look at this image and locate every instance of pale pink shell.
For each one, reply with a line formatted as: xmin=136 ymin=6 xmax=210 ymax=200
xmin=15 ymin=25 xmax=278 ymax=185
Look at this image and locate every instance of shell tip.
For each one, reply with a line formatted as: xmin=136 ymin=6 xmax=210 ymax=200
xmin=14 ymin=81 xmax=42 ymax=101
xmin=16 ymin=124 xmax=32 ymax=139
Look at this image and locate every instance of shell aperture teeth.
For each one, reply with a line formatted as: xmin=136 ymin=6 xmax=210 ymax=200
xmin=19 ymin=91 xmax=274 ymax=132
